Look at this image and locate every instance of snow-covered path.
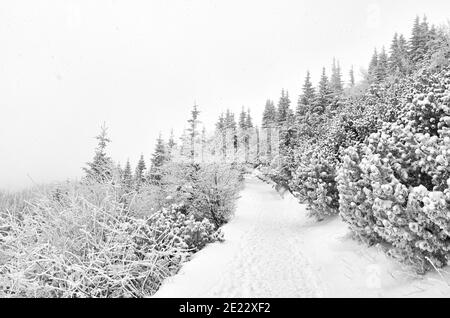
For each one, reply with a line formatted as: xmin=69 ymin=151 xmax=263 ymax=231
xmin=154 ymin=173 xmax=450 ymax=298
xmin=154 ymin=174 xmax=323 ymax=297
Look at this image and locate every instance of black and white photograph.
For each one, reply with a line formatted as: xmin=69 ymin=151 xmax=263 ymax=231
xmin=2 ymin=0 xmax=450 ymax=303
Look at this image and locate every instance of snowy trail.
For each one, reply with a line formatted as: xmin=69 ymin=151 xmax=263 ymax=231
xmin=154 ymin=173 xmax=450 ymax=298
xmin=154 ymin=174 xmax=323 ymax=298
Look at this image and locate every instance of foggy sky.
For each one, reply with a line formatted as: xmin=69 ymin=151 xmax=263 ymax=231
xmin=1 ymin=0 xmax=450 ymax=190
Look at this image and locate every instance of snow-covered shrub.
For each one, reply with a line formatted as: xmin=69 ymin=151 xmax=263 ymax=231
xmin=289 ymin=138 xmax=340 ymax=220
xmin=185 ymin=163 xmax=243 ymax=227
xmin=336 ymin=146 xmax=381 ymax=244
xmin=0 ymin=180 xmax=225 ymax=297
xmin=338 ymin=67 xmax=450 ymax=272
xmin=275 ymin=81 xmax=405 ymax=221
xmin=150 ymin=205 xmax=224 ymax=252
xmin=153 ymin=162 xmax=243 ymax=228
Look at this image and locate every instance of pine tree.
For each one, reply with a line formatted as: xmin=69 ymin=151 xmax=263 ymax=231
xmin=398 ymin=34 xmax=410 ymax=74
xmin=122 ymin=159 xmax=133 ymax=189
xmin=216 ymin=113 xmax=225 ymax=130
xmin=376 ymin=47 xmax=389 ymax=81
xmin=410 ymin=15 xmax=429 ymax=64
xmin=134 ymin=154 xmax=146 ymax=188
xmin=409 ymin=16 xmax=421 ymax=62
xmin=225 ymin=109 xmax=237 ymax=131
xmin=330 ymin=58 xmax=343 ymax=95
xmin=238 ymin=106 xmax=247 ymax=130
xmin=216 ymin=113 xmax=227 ymax=160
xmin=201 ymin=126 xmax=206 ymax=162
xmin=187 ymin=103 xmax=201 ymax=161
xmin=262 ymin=99 xmax=277 ymax=159
xmin=179 ymin=128 xmax=189 ymax=159
xmin=255 ymin=125 xmax=260 ymax=161
xmin=83 ymin=123 xmax=113 ymax=183
xmin=368 ymin=48 xmax=379 ymax=82
xmin=296 ymin=71 xmax=315 ymax=120
xmin=167 ymin=129 xmax=176 ymax=161
xmin=349 ymin=66 xmax=355 ymax=87
xmin=224 ymin=109 xmax=239 ymax=154
xmin=116 ymin=162 xmax=123 ymax=181
xmin=389 ymin=33 xmax=402 ymax=74
xmin=151 ymin=134 xmax=167 ymax=168
xmin=245 ymin=109 xmax=253 ymax=128
xmin=262 ymin=100 xmax=277 ymax=128
xmin=277 ymin=89 xmax=291 ymax=127
xmin=314 ymin=68 xmax=332 ymax=114
xmin=149 ymin=135 xmax=167 ymax=184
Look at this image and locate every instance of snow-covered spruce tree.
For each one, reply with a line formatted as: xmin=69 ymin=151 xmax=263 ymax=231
xmin=122 ymin=159 xmax=133 ymax=190
xmin=337 ymin=67 xmax=450 ymax=273
xmin=134 ymin=154 xmax=147 ymax=189
xmin=187 ymin=104 xmax=201 ymax=162
xmin=83 ymin=123 xmax=114 ymax=183
xmin=261 ymin=99 xmax=277 ymax=163
xmin=148 ymin=134 xmax=168 ymax=185
xmin=330 ymin=58 xmax=344 ymax=96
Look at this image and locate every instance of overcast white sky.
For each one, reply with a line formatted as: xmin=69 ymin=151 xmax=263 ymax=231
xmin=1 ymin=0 xmax=450 ymax=190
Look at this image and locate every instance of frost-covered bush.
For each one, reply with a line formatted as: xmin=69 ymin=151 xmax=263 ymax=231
xmin=270 ymin=80 xmax=406 ymax=221
xmin=338 ymin=67 xmax=450 ymax=273
xmin=156 ymin=162 xmax=243 ymax=227
xmin=336 ymin=146 xmax=381 ymax=244
xmin=290 ymin=142 xmax=339 ymax=220
xmin=0 ymin=181 xmax=224 ymax=297
xmin=150 ymin=205 xmax=224 ymax=252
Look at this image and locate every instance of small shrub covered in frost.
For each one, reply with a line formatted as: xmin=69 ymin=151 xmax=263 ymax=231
xmin=150 ymin=205 xmax=224 ymax=252
xmin=290 ymin=143 xmax=339 ymax=220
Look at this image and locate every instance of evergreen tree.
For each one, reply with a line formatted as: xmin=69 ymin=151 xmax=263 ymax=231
xmin=135 ymin=154 xmax=146 ymax=186
xmin=296 ymin=71 xmax=315 ymax=120
xmin=349 ymin=66 xmax=355 ymax=87
xmin=398 ymin=34 xmax=411 ymax=74
xmin=201 ymin=126 xmax=206 ymax=162
xmin=330 ymin=58 xmax=343 ymax=95
xmin=122 ymin=159 xmax=133 ymax=189
xmin=368 ymin=48 xmax=379 ymax=82
xmin=216 ymin=113 xmax=227 ymax=160
xmin=277 ymin=89 xmax=291 ymax=126
xmin=216 ymin=113 xmax=225 ymax=130
xmin=314 ymin=68 xmax=332 ymax=114
xmin=262 ymin=100 xmax=277 ymax=128
xmin=167 ymin=129 xmax=176 ymax=161
xmin=224 ymin=109 xmax=237 ymax=130
xmin=224 ymin=109 xmax=238 ymax=155
xmin=187 ymin=103 xmax=201 ymax=161
xmin=151 ymin=134 xmax=167 ymax=168
xmin=238 ymin=106 xmax=247 ymax=130
xmin=83 ymin=123 xmax=113 ymax=183
xmin=389 ymin=33 xmax=401 ymax=74
xmin=376 ymin=47 xmax=389 ymax=81
xmin=245 ymin=109 xmax=253 ymax=128
xmin=255 ymin=125 xmax=260 ymax=161
xmin=116 ymin=162 xmax=123 ymax=181
xmin=149 ymin=135 xmax=167 ymax=184
xmin=262 ymin=99 xmax=277 ymax=159
xmin=410 ymin=15 xmax=429 ymax=64
xmin=179 ymin=128 xmax=189 ymax=159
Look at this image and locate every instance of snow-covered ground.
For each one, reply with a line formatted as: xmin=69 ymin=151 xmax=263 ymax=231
xmin=153 ymin=173 xmax=450 ymax=298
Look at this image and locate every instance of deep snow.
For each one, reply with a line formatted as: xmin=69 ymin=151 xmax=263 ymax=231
xmin=154 ymin=173 xmax=450 ymax=298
